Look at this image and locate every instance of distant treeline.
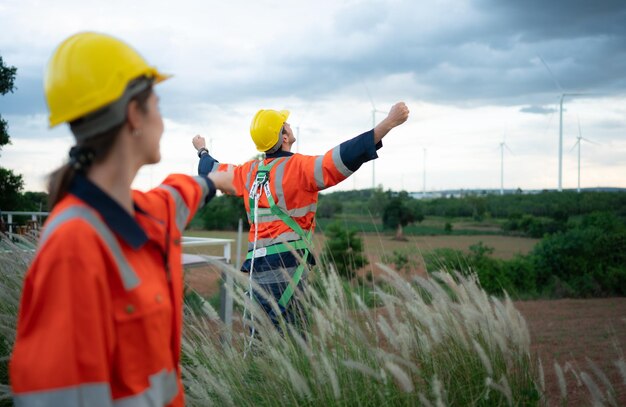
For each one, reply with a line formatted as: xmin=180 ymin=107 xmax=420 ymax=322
xmin=186 ymin=188 xmax=626 ymax=233
xmin=318 ymin=188 xmax=626 ymax=220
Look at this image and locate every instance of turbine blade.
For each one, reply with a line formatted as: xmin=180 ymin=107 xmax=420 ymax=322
xmin=577 ymin=118 xmax=599 ymax=144
xmin=577 ymin=117 xmax=583 ymax=139
xmin=581 ymin=137 xmax=600 ymax=145
xmin=538 ymin=55 xmax=563 ymax=92
xmin=362 ymin=81 xmax=375 ymax=109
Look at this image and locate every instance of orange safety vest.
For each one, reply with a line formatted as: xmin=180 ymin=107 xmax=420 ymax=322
xmin=10 ymin=174 xmax=213 ymax=407
xmin=215 ymin=149 xmax=355 ymax=249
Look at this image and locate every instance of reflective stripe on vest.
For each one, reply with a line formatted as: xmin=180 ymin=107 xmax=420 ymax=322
xmin=254 ymin=203 xmax=317 ymax=224
xmin=313 ymin=156 xmax=325 ymax=189
xmin=191 ymin=175 xmax=211 ymax=215
xmin=13 ymin=382 xmax=113 ymax=407
xmin=247 ymin=232 xmax=302 ymax=251
xmin=272 ymin=157 xmax=290 ymax=208
xmin=39 ymin=206 xmax=140 ymax=291
xmin=331 ymin=145 xmax=353 ymax=178
xmin=158 ymin=184 xmax=192 ymax=233
xmin=12 ymin=369 xmax=178 ymax=407
xmin=245 ymin=161 xmax=260 ymax=192
xmin=113 ymin=369 xmax=178 ymax=407
xmin=246 ymin=238 xmax=309 ymax=260
xmin=314 ymin=146 xmax=353 ymax=190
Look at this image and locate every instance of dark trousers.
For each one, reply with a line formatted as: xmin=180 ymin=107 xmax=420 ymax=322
xmin=251 ymin=280 xmax=308 ymax=335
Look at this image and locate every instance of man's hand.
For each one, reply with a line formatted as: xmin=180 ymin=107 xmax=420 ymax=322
xmin=374 ymin=102 xmax=410 ymax=143
xmin=192 ymin=135 xmax=206 ymax=151
xmin=208 ymin=168 xmax=236 ymax=195
xmin=386 ymin=102 xmax=409 ymax=128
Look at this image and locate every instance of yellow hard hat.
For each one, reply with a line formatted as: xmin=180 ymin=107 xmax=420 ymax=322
xmin=250 ymin=109 xmax=290 ymax=152
xmin=45 ymin=32 xmax=169 ymax=130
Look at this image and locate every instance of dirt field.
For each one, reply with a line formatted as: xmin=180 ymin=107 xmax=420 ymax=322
xmin=515 ymin=298 xmax=626 ymax=405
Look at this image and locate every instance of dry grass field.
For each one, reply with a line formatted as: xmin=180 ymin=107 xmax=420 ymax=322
xmin=184 ymin=229 xmax=624 ymax=405
xmin=185 ymin=229 xmax=539 ymax=268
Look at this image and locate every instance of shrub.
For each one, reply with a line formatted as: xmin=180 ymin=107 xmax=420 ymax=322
xmin=530 ymin=212 xmax=626 ymax=297
xmin=321 ymin=222 xmax=368 ymax=280
xmin=423 ymin=243 xmax=514 ymax=296
xmin=381 ymin=248 xmax=419 ymax=274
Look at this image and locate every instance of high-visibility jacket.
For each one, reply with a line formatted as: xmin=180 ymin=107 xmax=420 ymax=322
xmin=10 ymin=173 xmax=215 ymax=407
xmin=199 ymin=129 xmax=381 ymax=274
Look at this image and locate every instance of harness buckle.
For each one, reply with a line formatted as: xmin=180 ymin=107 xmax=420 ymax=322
xmin=255 ymin=170 xmax=269 ymax=185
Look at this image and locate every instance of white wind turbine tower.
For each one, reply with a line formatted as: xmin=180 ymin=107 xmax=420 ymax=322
xmin=498 ymin=137 xmax=513 ymax=195
xmin=364 ymin=84 xmax=387 ymax=189
xmin=539 ymin=56 xmax=584 ymax=192
xmin=570 ymin=118 xmax=598 ymax=193
xmin=294 ymin=105 xmax=311 ymax=155
xmin=422 ymin=148 xmax=427 ymax=196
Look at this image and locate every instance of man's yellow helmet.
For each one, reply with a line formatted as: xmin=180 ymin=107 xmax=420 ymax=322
xmin=45 ymin=32 xmax=169 ymax=132
xmin=250 ymin=109 xmax=290 ymax=152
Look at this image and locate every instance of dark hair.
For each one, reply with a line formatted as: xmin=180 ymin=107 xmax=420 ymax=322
xmin=47 ymin=84 xmax=153 ymax=209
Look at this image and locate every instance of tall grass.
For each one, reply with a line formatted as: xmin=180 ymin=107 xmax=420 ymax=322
xmin=0 ymin=232 xmax=624 ymax=405
xmin=182 ymin=263 xmax=540 ymax=406
xmin=0 ymin=234 xmax=37 ymax=406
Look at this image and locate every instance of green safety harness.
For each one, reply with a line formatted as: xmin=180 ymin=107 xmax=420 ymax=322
xmin=246 ymin=158 xmax=313 ymax=307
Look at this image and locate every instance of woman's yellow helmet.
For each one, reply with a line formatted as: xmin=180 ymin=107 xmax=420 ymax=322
xmin=45 ymin=32 xmax=169 ymax=130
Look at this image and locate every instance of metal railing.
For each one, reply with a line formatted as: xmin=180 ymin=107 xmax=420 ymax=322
xmin=181 ymin=235 xmax=236 ymax=333
xmin=1 ymin=211 xmax=48 ymax=235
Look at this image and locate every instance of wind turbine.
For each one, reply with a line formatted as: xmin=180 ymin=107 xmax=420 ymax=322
xmin=498 ymin=138 xmax=514 ymax=196
xmin=570 ymin=118 xmax=598 ymax=193
xmin=539 ymin=56 xmax=584 ymax=192
xmin=422 ymin=147 xmax=427 ymax=197
xmin=293 ymin=103 xmax=312 ymax=155
xmin=363 ymin=83 xmax=387 ymax=189
xmin=296 ymin=125 xmax=300 ymax=153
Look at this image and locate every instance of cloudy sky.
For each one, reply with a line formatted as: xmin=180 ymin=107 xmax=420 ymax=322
xmin=1 ymin=0 xmax=625 ymax=194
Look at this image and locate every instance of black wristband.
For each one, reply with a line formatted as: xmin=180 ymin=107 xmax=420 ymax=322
xmin=197 ymin=147 xmax=209 ymax=158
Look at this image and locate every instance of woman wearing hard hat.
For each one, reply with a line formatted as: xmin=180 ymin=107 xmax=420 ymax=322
xmin=9 ymin=32 xmax=233 ymax=407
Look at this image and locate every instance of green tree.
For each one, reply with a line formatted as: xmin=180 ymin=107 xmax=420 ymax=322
xmin=1 ymin=55 xmax=21 ymax=216
xmin=0 ymin=55 xmax=17 ymax=151
xmin=382 ymin=191 xmax=415 ymax=240
xmin=322 ymin=222 xmax=368 ymax=280
xmin=195 ymin=194 xmax=247 ymax=230
xmin=20 ymin=191 xmax=49 ymax=212
xmin=317 ymin=197 xmax=343 ymax=218
xmin=0 ymin=167 xmax=24 ymax=210
xmin=367 ymin=187 xmax=388 ymax=216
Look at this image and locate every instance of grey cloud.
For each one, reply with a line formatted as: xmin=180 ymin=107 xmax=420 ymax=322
xmin=251 ymin=0 xmax=626 ymax=105
xmin=520 ymin=105 xmax=557 ymax=114
xmin=3 ymin=0 xmax=626 ymax=118
xmin=173 ymin=0 xmax=625 ymax=111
